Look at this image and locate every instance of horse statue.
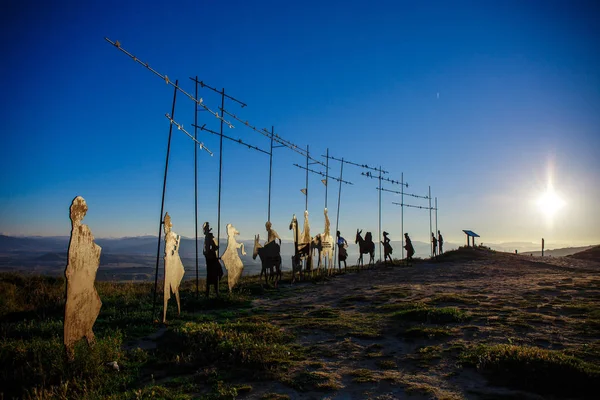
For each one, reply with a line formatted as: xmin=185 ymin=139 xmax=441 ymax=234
xmin=253 ymin=234 xmax=282 ymax=287
xmin=311 ymin=208 xmax=334 ymax=275
xmin=355 ymin=229 xmax=375 ymax=269
xmin=289 ymin=213 xmax=311 ymax=281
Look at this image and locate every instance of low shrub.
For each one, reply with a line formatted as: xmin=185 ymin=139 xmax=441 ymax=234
xmin=461 ymin=344 xmax=600 ymax=397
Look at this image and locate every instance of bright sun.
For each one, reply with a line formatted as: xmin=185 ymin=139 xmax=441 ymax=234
xmin=537 ymin=187 xmax=565 ymax=218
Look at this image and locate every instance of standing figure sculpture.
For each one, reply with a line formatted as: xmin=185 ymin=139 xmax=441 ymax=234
xmin=382 ymin=231 xmax=394 ymax=265
xmin=64 ymin=196 xmax=102 ymax=360
xmin=404 ymin=233 xmax=415 ymax=263
xmin=336 ymin=230 xmax=348 ymax=271
xmin=438 ymin=230 xmax=444 ymax=254
xmin=355 ymin=229 xmax=375 ymax=270
xmin=221 ymin=223 xmax=246 ymax=292
xmin=163 ymin=213 xmax=185 ymax=323
xmin=253 ymin=234 xmax=282 ymax=287
xmin=265 ymin=221 xmax=282 ymax=245
xmin=289 ymin=214 xmax=311 ymax=281
xmin=431 ymin=232 xmax=438 ymax=258
xmin=203 ymin=222 xmax=223 ymax=298
xmin=312 ymin=208 xmax=334 ymax=275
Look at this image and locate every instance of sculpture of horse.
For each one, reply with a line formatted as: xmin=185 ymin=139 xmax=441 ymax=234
xmin=355 ymin=229 xmax=375 ymax=269
xmin=289 ymin=213 xmax=311 ymax=281
xmin=253 ymin=234 xmax=282 ymax=287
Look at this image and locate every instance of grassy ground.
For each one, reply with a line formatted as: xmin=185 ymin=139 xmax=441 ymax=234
xmin=1 ymin=247 xmax=599 ymax=399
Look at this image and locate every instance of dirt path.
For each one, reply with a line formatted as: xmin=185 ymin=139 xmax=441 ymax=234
xmin=242 ymin=251 xmax=600 ymax=399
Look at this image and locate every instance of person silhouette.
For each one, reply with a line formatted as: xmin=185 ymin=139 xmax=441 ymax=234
xmin=381 ymin=231 xmax=393 ymax=265
xmin=203 ymin=222 xmax=223 ymax=298
xmin=438 ymin=230 xmax=444 ymax=254
xmin=336 ymin=230 xmax=348 ymax=271
xmin=404 ymin=233 xmax=415 ymax=262
xmin=265 ymin=221 xmax=282 ymax=245
xmin=431 ymin=232 xmax=438 ymax=258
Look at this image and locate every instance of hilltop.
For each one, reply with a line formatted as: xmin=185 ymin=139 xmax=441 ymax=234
xmin=569 ymin=245 xmax=600 ymax=262
xmin=1 ymin=247 xmax=599 ymax=399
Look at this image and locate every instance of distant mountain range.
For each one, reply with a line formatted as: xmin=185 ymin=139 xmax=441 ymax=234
xmin=0 ymin=234 xmax=445 ymax=258
xmin=0 ymin=234 xmax=444 ymax=280
xmin=1 ymin=235 xmax=595 ymax=280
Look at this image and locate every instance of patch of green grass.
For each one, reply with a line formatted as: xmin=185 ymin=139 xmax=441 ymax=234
xmin=392 ymin=305 xmax=470 ymax=324
xmin=307 ymin=307 xmax=340 ymax=318
xmin=417 ymin=345 xmax=442 ymax=360
xmin=291 ymin=309 xmax=382 ymax=339
xmin=339 ymin=294 xmax=369 ymax=304
xmin=402 ymin=325 xmax=453 ymax=339
xmin=461 ymin=344 xmax=600 ymax=396
xmin=376 ymin=359 xmax=397 ymax=369
xmin=377 ymin=301 xmax=425 ymax=313
xmin=0 ymin=318 xmax=63 ymax=340
xmin=103 ymin=384 xmax=195 ymax=399
xmin=429 ymin=293 xmax=477 ymax=305
xmin=349 ymin=368 xmax=378 ymax=383
xmin=260 ymin=393 xmax=291 ymax=400
xmin=0 ymin=330 xmax=142 ymax=399
xmin=290 ymin=370 xmax=342 ymax=391
xmin=0 ymin=273 xmax=65 ymax=319
xmin=173 ymin=320 xmax=298 ymax=375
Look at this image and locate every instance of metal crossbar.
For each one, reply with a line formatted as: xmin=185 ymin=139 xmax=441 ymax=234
xmin=293 ymin=164 xmax=353 ymax=184
xmin=105 ymin=38 xmax=234 ymax=127
xmin=192 ymin=123 xmax=269 ymax=155
xmin=392 ymin=202 xmax=436 ymax=210
xmin=222 ymin=108 xmax=327 ymax=168
xmin=165 ymin=115 xmax=213 ymax=156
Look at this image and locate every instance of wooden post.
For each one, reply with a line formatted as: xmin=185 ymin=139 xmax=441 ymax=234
xmin=542 ymin=238 xmax=545 ymax=257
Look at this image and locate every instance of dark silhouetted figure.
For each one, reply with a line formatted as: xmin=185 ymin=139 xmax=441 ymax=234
xmin=355 ymin=229 xmax=375 ymax=269
xmin=438 ymin=230 xmax=444 ymax=254
xmin=404 ymin=233 xmax=415 ymax=262
xmin=337 ymin=230 xmax=348 ymax=271
xmin=431 ymin=232 xmax=438 ymax=258
xmin=381 ymin=231 xmax=393 ymax=265
xmin=203 ymin=222 xmax=223 ymax=298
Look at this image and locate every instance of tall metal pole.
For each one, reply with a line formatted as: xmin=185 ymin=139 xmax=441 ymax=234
xmin=429 ymin=186 xmax=432 ymax=257
xmin=401 ymin=172 xmax=404 ymax=261
xmin=152 ymin=81 xmax=178 ymax=323
xmin=378 ymin=166 xmax=382 ymax=263
xmin=325 ymin=148 xmax=329 ymax=209
xmin=435 ymin=197 xmax=438 ymax=241
xmin=268 ymin=126 xmax=274 ymax=222
xmin=194 ymin=77 xmax=199 ymax=298
xmin=217 ymin=89 xmax=225 ymax=256
xmin=305 ymin=145 xmax=309 ymax=211
xmin=334 ymin=158 xmax=344 ymax=269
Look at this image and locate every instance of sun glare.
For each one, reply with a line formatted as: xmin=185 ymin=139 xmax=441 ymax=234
xmin=537 ymin=187 xmax=565 ymax=218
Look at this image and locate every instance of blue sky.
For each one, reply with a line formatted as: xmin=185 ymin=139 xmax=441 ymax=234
xmin=1 ymin=0 xmax=599 ymax=248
